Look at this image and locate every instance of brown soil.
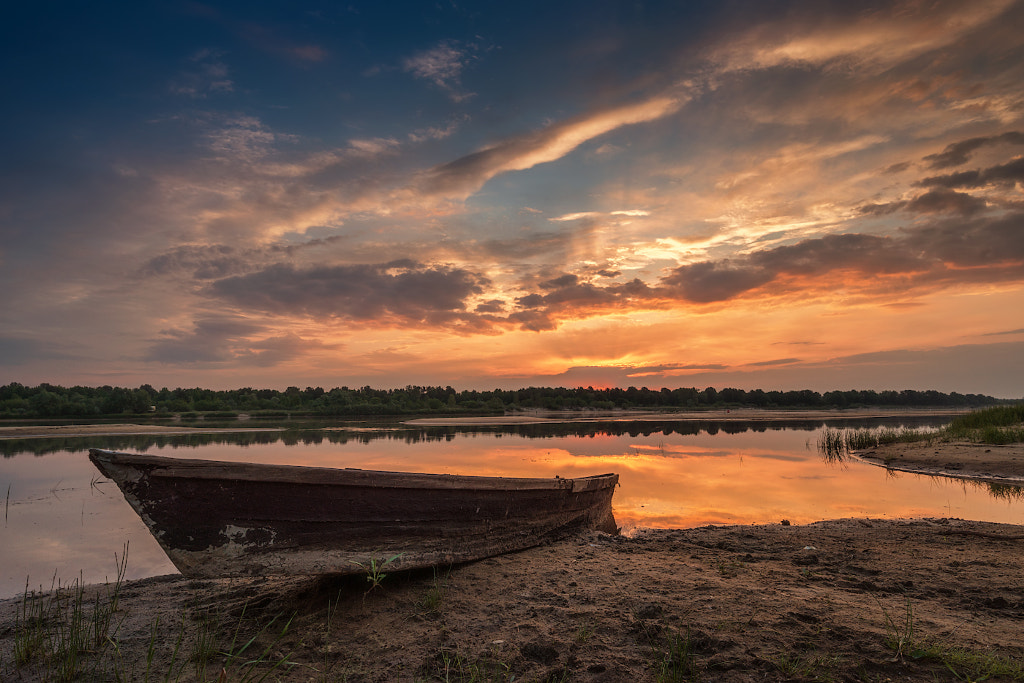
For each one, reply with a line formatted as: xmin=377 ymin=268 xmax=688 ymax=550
xmin=2 ymin=518 xmax=1023 ymax=682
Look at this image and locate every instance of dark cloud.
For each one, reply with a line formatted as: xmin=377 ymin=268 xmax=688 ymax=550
xmin=658 ymin=212 xmax=1024 ymax=304
xmin=144 ymin=317 xmax=268 ymax=364
xmin=661 ymin=232 xmax=922 ymax=304
xmin=507 ymin=309 xmax=558 ymax=332
xmin=517 ymin=281 xmax=614 ymax=308
xmin=512 ymin=278 xmax=654 ymax=326
xmin=883 ymin=161 xmax=912 ymax=174
xmin=145 ymin=318 xmax=335 ymax=368
xmin=141 ymin=245 xmax=245 ymax=279
xmin=924 ymin=131 xmax=1024 ymax=169
xmin=474 ymin=299 xmax=506 ymax=313
xmin=660 ymin=260 xmax=775 ymax=303
xmin=859 ymin=189 xmax=988 ymax=217
xmin=0 ymin=337 xmax=76 ymax=366
xmin=540 ymin=274 xmax=580 ymax=289
xmin=207 ymin=260 xmax=489 ymax=327
xmin=748 ymin=358 xmax=801 ymax=367
xmin=917 ymin=158 xmax=1024 ymax=190
xmin=139 ymin=237 xmax=349 ymax=280
xmin=913 ymin=211 xmax=1024 ymax=267
xmin=982 ymin=328 xmax=1024 ymax=337
xmin=235 ymin=334 xmax=331 ymax=367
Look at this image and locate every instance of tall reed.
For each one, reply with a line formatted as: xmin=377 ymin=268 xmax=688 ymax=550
xmin=12 ymin=544 xmax=128 ymax=681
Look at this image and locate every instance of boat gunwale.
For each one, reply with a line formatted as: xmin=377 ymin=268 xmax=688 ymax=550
xmin=88 ymin=448 xmax=619 ymax=491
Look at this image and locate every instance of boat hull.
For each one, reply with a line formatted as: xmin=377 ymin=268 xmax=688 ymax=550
xmin=88 ymin=449 xmax=618 ymax=578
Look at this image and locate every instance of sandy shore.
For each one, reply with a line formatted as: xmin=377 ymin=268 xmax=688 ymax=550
xmin=0 ymin=423 xmax=283 ymax=439
xmin=858 ymin=440 xmax=1024 ymax=485
xmin=2 ymin=518 xmax=1023 ymax=682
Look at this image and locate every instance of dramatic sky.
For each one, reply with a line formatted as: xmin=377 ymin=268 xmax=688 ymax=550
xmin=3 ymin=1 xmax=1024 ymax=396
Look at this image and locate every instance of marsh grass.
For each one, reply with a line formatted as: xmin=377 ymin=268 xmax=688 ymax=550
xmin=11 ymin=544 xmax=128 ymax=681
xmin=817 ymin=426 xmax=925 ymax=461
xmin=816 ymin=403 xmax=1024 ymax=462
xmin=7 ymin=549 xmax=296 ymax=683
xmin=878 ymin=597 xmax=1024 ymax=681
xmin=940 ymin=403 xmax=1024 ymax=445
xmin=947 ymin=404 xmax=1024 ymax=432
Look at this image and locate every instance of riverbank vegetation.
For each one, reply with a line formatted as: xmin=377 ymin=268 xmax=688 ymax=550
xmin=0 ymin=383 xmax=1007 ymax=420
xmin=818 ymin=403 xmax=1024 ymax=459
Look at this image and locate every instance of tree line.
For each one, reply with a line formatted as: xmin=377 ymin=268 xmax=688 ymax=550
xmin=0 ymin=382 xmax=1005 ymax=419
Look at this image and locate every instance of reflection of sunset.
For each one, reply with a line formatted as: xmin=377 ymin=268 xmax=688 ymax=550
xmin=4 ymin=422 xmax=1023 ymax=598
xmin=159 ymin=428 xmax=1024 ymax=530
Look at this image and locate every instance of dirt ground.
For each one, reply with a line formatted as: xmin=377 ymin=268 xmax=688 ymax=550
xmin=2 ymin=517 xmax=1023 ymax=682
xmin=2 ymin=426 xmax=1023 ymax=681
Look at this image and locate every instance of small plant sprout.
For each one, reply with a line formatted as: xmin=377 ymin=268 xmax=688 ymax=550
xmin=350 ymin=553 xmax=404 ymax=593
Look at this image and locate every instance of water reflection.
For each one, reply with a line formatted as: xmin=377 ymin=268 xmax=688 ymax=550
xmin=1 ymin=415 xmax=1021 ymax=599
xmin=0 ymin=415 xmax=950 ymax=458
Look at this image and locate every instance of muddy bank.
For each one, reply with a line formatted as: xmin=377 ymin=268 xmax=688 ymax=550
xmin=858 ymin=440 xmax=1024 ymax=485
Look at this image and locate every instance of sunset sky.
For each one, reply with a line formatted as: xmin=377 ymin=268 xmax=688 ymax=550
xmin=2 ymin=1 xmax=1023 ymax=396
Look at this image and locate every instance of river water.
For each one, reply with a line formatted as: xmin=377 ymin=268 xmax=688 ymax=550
xmin=2 ymin=415 xmax=1021 ymax=598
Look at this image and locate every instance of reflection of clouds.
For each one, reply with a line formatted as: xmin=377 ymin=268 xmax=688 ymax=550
xmin=5 ymin=422 xmax=1024 ymax=597
xmin=0 ymin=453 xmax=174 ymax=598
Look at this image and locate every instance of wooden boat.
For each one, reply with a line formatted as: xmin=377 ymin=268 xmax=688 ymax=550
xmin=88 ymin=449 xmax=618 ymax=579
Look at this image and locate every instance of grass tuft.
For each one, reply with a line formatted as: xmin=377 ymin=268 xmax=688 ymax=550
xmin=8 ymin=549 xmax=295 ymax=683
xmin=878 ymin=597 xmax=1024 ymax=680
xmin=657 ymin=628 xmax=698 ymax=682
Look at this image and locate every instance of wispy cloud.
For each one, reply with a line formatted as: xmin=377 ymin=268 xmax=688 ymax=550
xmin=712 ymin=0 xmax=1017 ymax=72
xmin=170 ymin=49 xmax=234 ymax=98
xmin=420 ymin=95 xmax=684 ymax=199
xmin=403 ymin=41 xmax=476 ymax=101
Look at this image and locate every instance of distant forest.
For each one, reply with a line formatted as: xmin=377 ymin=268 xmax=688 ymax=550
xmin=0 ymin=382 xmax=1006 ymax=420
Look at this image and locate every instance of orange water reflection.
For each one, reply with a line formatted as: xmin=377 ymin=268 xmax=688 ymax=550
xmin=148 ymin=427 xmax=1024 ymax=529
xmin=2 ymin=425 xmax=1022 ymax=598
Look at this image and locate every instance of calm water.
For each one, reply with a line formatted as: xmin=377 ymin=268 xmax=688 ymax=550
xmin=2 ymin=416 xmax=1022 ymax=598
